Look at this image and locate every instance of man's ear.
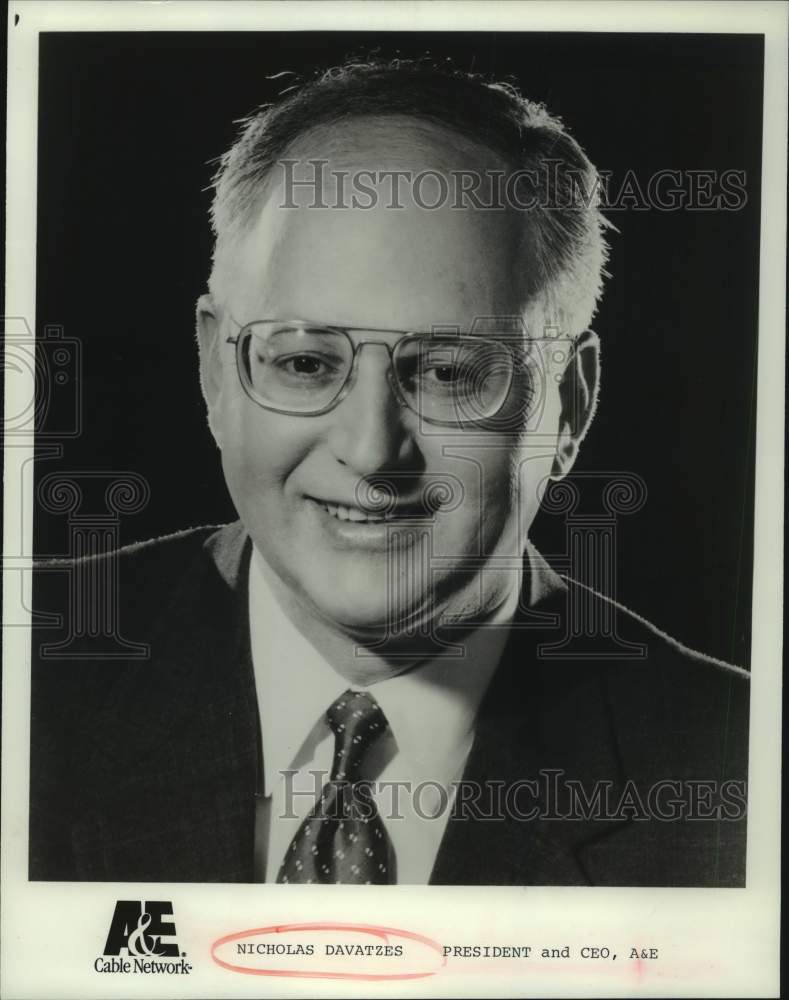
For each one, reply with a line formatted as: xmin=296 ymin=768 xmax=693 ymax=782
xmin=196 ymin=293 xmax=225 ymax=449
xmin=551 ymin=329 xmax=600 ymax=479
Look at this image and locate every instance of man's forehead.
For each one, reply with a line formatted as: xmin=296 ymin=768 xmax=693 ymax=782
xmin=232 ymin=204 xmax=525 ymax=332
xmin=219 ymin=115 xmax=531 ymax=327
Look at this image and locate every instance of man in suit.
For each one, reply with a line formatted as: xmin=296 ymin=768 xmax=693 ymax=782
xmin=30 ymin=59 xmax=748 ymax=886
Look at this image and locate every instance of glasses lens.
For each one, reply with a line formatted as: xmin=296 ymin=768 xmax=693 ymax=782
xmin=239 ymin=322 xmax=353 ymax=412
xmin=395 ymin=337 xmax=515 ymax=424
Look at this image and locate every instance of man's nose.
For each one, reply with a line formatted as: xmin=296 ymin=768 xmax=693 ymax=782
xmin=326 ymin=344 xmax=417 ymax=474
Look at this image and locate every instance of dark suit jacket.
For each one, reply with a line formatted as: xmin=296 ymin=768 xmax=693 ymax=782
xmin=30 ymin=521 xmax=749 ymax=885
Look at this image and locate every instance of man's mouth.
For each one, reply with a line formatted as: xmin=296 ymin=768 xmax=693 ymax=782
xmin=322 ymin=500 xmax=388 ymax=523
xmin=309 ymin=497 xmax=427 ymax=522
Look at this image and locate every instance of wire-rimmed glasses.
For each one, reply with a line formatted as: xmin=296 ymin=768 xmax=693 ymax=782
xmin=226 ymin=318 xmax=538 ymax=427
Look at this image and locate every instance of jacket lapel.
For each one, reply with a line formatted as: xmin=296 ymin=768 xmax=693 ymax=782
xmin=431 ymin=543 xmax=632 ymax=885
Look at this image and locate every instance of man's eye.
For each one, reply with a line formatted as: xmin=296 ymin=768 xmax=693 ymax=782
xmin=429 ymin=365 xmax=458 ymax=382
xmin=420 ymin=363 xmax=471 ymax=385
xmin=257 ymin=352 xmax=339 ymax=378
xmin=283 ymin=354 xmax=324 ymax=376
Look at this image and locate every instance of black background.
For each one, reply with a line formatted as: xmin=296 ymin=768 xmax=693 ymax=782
xmin=34 ymin=31 xmax=763 ymax=666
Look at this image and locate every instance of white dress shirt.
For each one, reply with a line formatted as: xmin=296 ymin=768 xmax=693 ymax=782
xmin=248 ymin=548 xmax=520 ymax=884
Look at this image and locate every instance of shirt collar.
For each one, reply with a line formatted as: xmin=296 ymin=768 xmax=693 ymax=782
xmin=248 ymin=547 xmax=520 ymax=796
xmin=249 ymin=551 xmax=347 ymax=795
xmin=366 ymin=587 xmax=519 ymax=783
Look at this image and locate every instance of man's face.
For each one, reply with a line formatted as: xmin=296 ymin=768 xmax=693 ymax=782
xmin=200 ymin=118 xmax=569 ymax=633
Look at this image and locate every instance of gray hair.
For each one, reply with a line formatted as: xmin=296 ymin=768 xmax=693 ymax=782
xmin=209 ymin=57 xmax=611 ymax=338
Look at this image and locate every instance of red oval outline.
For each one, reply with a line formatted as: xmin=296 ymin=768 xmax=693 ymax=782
xmin=210 ymin=921 xmax=446 ymax=981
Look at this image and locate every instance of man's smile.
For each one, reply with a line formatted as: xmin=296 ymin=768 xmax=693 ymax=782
xmin=306 ymin=495 xmax=431 ymax=523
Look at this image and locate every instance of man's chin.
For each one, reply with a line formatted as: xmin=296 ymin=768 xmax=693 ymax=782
xmin=300 ymin=558 xmax=469 ymax=639
xmin=310 ymin=594 xmax=400 ymax=634
xmin=305 ymin=587 xmax=432 ymax=638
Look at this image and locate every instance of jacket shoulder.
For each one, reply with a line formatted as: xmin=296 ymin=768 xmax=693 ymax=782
xmin=524 ymin=574 xmax=750 ymax=781
xmin=31 ymin=523 xmax=237 ymax=738
xmin=567 ymin=576 xmax=748 ymax=677
xmin=35 ymin=522 xmax=226 ymax=576
xmin=561 ymin=578 xmax=749 ymax=777
xmin=34 ymin=524 xmax=229 ymax=632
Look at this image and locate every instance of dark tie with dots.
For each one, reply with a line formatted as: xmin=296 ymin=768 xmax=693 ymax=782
xmin=277 ymin=689 xmax=393 ymax=884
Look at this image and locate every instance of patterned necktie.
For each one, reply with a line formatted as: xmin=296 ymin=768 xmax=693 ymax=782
xmin=277 ymin=689 xmax=393 ymax=884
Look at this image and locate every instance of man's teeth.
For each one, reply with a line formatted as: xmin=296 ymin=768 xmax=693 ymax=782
xmin=322 ymin=501 xmax=387 ymax=522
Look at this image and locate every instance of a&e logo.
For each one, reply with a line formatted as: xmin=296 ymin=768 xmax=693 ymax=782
xmin=95 ymin=901 xmax=191 ymax=975
xmin=104 ymin=900 xmax=179 ymax=957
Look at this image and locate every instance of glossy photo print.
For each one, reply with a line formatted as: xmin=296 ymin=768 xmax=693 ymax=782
xmin=3 ymin=3 xmax=785 ymax=998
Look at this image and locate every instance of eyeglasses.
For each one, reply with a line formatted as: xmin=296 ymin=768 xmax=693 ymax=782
xmin=226 ymin=318 xmax=548 ymax=427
